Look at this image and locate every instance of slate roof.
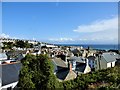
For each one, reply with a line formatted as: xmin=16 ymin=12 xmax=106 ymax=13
xmin=1 ymin=62 xmax=22 ymax=86
xmin=56 ymin=68 xmax=69 ymax=80
xmin=69 ymin=56 xmax=85 ymax=63
xmin=56 ymin=68 xmax=77 ymax=81
xmin=102 ymin=53 xmax=117 ymax=63
xmin=76 ymin=63 xmax=86 ymax=73
xmin=72 ymin=49 xmax=80 ymax=54
xmin=52 ymin=58 xmax=67 ymax=68
xmin=87 ymin=56 xmax=95 ymax=61
xmin=6 ymin=50 xmax=27 ymax=56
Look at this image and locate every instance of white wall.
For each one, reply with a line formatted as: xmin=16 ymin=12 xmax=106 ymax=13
xmin=84 ymin=65 xmax=91 ymax=74
xmin=107 ymin=62 xmax=111 ymax=68
xmin=112 ymin=61 xmax=116 ymax=67
xmin=107 ymin=61 xmax=116 ymax=68
xmin=1 ymin=81 xmax=18 ymax=90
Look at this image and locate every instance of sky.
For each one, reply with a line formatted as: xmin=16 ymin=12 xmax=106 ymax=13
xmin=1 ymin=2 xmax=118 ymax=44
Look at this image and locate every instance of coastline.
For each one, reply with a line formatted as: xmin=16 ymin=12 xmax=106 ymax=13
xmin=56 ymin=44 xmax=118 ymax=50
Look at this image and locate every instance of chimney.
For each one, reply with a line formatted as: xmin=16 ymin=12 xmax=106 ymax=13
xmin=68 ymin=61 xmax=72 ymax=72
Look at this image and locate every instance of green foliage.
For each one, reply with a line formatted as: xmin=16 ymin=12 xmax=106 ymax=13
xmin=15 ymin=40 xmax=33 ymax=48
xmin=15 ymin=40 xmax=25 ymax=48
xmin=61 ymin=65 xmax=120 ymax=89
xmin=18 ymin=54 xmax=60 ymax=89
xmin=2 ymin=40 xmax=33 ymax=49
xmin=2 ymin=42 xmax=14 ymax=49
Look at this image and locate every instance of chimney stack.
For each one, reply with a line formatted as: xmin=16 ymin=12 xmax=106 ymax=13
xmin=68 ymin=61 xmax=72 ymax=72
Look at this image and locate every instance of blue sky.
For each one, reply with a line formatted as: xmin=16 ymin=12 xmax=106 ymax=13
xmin=2 ymin=2 xmax=118 ymax=44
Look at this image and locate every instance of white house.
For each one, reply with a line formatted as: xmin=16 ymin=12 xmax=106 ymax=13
xmin=69 ymin=56 xmax=85 ymax=70
xmin=31 ymin=50 xmax=41 ymax=55
xmin=95 ymin=52 xmax=117 ymax=70
xmin=69 ymin=56 xmax=91 ymax=74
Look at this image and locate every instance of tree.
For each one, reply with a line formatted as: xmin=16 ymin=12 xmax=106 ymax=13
xmin=2 ymin=42 xmax=14 ymax=50
xmin=15 ymin=40 xmax=25 ymax=48
xmin=18 ymin=54 xmax=36 ymax=89
xmin=15 ymin=40 xmax=33 ymax=48
xmin=18 ymin=54 xmax=60 ymax=89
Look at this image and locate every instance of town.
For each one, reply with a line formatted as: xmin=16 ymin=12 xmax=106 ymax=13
xmin=0 ymin=38 xmax=120 ymax=89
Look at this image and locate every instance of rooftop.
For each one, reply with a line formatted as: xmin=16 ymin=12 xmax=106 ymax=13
xmin=102 ymin=52 xmax=118 ymax=63
xmin=1 ymin=62 xmax=22 ymax=86
xmin=52 ymin=58 xmax=67 ymax=68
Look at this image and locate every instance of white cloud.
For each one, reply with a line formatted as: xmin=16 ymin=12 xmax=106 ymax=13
xmin=73 ymin=16 xmax=118 ymax=33
xmin=0 ymin=33 xmax=10 ymax=38
xmin=49 ymin=37 xmax=74 ymax=42
xmin=49 ymin=16 xmax=118 ymax=44
xmin=0 ymin=33 xmax=20 ymax=39
xmin=72 ymin=16 xmax=118 ymax=44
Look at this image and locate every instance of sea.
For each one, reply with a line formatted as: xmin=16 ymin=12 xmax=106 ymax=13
xmin=56 ymin=44 xmax=119 ymax=51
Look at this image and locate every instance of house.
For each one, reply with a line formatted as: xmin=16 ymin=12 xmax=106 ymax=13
xmin=69 ymin=56 xmax=86 ymax=70
xmin=31 ymin=50 xmax=41 ymax=55
xmin=87 ymin=56 xmax=96 ymax=70
xmin=56 ymin=62 xmax=77 ymax=82
xmin=69 ymin=56 xmax=91 ymax=74
xmin=52 ymin=57 xmax=68 ymax=74
xmin=95 ymin=52 xmax=117 ymax=70
xmin=52 ymin=57 xmax=77 ymax=81
xmin=75 ymin=59 xmax=91 ymax=74
xmin=6 ymin=50 xmax=28 ymax=61
xmin=0 ymin=62 xmax=22 ymax=90
xmin=52 ymin=56 xmax=91 ymax=81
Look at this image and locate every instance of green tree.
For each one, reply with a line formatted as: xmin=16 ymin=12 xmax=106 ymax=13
xmin=2 ymin=42 xmax=14 ymax=50
xmin=15 ymin=40 xmax=25 ymax=48
xmin=15 ymin=40 xmax=33 ymax=48
xmin=18 ymin=54 xmax=60 ymax=89
xmin=18 ymin=54 xmax=36 ymax=89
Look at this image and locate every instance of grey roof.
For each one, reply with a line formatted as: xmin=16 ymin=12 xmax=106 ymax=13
xmin=87 ymin=56 xmax=95 ymax=60
xmin=76 ymin=63 xmax=86 ymax=73
xmin=72 ymin=49 xmax=80 ymax=54
xmin=69 ymin=56 xmax=85 ymax=63
xmin=52 ymin=58 xmax=67 ymax=68
xmin=56 ymin=68 xmax=77 ymax=81
xmin=0 ymin=53 xmax=7 ymax=60
xmin=1 ymin=63 xmax=22 ymax=86
xmin=7 ymin=50 xmax=27 ymax=56
xmin=102 ymin=53 xmax=117 ymax=63
xmin=56 ymin=68 xmax=69 ymax=80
